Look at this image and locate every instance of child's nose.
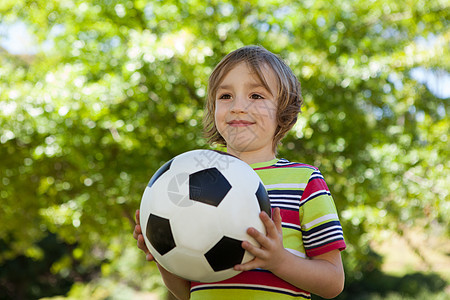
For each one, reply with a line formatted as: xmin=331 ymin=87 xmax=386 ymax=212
xmin=230 ymin=95 xmax=247 ymax=113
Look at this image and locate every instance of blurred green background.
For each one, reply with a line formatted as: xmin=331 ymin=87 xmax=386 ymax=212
xmin=0 ymin=0 xmax=449 ymax=299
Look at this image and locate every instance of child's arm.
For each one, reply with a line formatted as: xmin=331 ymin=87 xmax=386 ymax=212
xmin=134 ymin=210 xmax=191 ymax=300
xmin=156 ymin=264 xmax=191 ymax=300
xmin=234 ymin=208 xmax=345 ymax=299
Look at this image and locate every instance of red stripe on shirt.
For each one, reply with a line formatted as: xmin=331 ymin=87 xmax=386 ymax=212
xmin=301 ymin=178 xmax=330 ymax=200
xmin=191 ymin=270 xmax=309 ymax=294
xmin=305 ymin=240 xmax=347 ymax=257
xmin=279 ymin=209 xmax=301 ymax=226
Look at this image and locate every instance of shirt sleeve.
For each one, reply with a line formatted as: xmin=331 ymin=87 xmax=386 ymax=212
xmin=300 ymin=169 xmax=346 ymax=257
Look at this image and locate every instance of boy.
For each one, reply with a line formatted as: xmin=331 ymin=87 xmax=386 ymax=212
xmin=133 ymin=46 xmax=346 ymax=299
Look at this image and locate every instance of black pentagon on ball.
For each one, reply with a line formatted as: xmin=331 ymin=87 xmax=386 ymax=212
xmin=204 ymin=236 xmax=245 ymax=272
xmin=146 ymin=214 xmax=176 ymax=256
xmin=256 ymin=182 xmax=271 ymax=217
xmin=189 ymin=167 xmax=231 ymax=207
xmin=148 ymin=158 xmax=174 ymax=188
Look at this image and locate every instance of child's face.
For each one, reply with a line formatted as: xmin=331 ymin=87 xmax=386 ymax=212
xmin=214 ymin=62 xmax=278 ymax=159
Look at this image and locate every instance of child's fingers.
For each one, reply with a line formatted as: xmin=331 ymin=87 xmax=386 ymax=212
xmin=247 ymin=226 xmax=275 ymax=251
xmin=273 ymin=207 xmax=282 ymax=233
xmin=234 ymin=242 xmax=262 ymax=271
xmin=135 ymin=210 xmax=140 ymax=225
xmin=137 ymin=234 xmax=149 ymax=252
xmin=259 ymin=211 xmax=278 ymax=238
xmin=242 ymin=240 xmax=268 ymax=259
xmin=235 ymin=241 xmax=267 ymax=271
xmin=136 ymin=232 xmax=155 ymax=262
xmin=134 ymin=211 xmax=155 ymax=262
xmin=133 ymin=225 xmax=139 ymax=240
xmin=234 ymin=260 xmax=258 ymax=272
xmin=133 ymin=224 xmax=143 ymax=238
xmin=246 ymin=226 xmax=265 ymax=244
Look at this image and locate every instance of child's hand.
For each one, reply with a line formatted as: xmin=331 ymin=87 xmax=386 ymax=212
xmin=234 ymin=207 xmax=286 ymax=272
xmin=133 ymin=209 xmax=155 ymax=261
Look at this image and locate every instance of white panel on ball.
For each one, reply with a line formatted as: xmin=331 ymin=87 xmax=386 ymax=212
xmin=170 ymin=204 xmax=223 ymax=252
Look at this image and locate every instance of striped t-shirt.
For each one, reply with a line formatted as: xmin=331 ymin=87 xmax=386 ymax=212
xmin=190 ymin=158 xmax=346 ymax=299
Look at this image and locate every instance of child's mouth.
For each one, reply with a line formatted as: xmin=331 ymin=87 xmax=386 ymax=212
xmin=227 ymin=120 xmax=255 ymax=127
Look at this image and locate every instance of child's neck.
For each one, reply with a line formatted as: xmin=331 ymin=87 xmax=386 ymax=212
xmin=227 ymin=148 xmax=276 ymax=165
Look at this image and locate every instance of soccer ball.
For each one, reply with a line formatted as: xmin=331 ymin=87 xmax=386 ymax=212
xmin=139 ymin=149 xmax=271 ymax=282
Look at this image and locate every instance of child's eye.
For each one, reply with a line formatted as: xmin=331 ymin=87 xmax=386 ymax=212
xmin=250 ymin=93 xmax=264 ymax=100
xmin=218 ymin=94 xmax=232 ymax=100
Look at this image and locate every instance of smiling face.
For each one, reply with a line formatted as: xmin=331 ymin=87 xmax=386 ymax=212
xmin=214 ymin=62 xmax=278 ymax=163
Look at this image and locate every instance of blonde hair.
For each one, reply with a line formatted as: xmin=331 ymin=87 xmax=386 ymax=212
xmin=203 ymin=45 xmax=303 ymax=153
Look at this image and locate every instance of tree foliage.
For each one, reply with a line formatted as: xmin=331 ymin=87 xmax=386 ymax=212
xmin=0 ymin=0 xmax=449 ymax=297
